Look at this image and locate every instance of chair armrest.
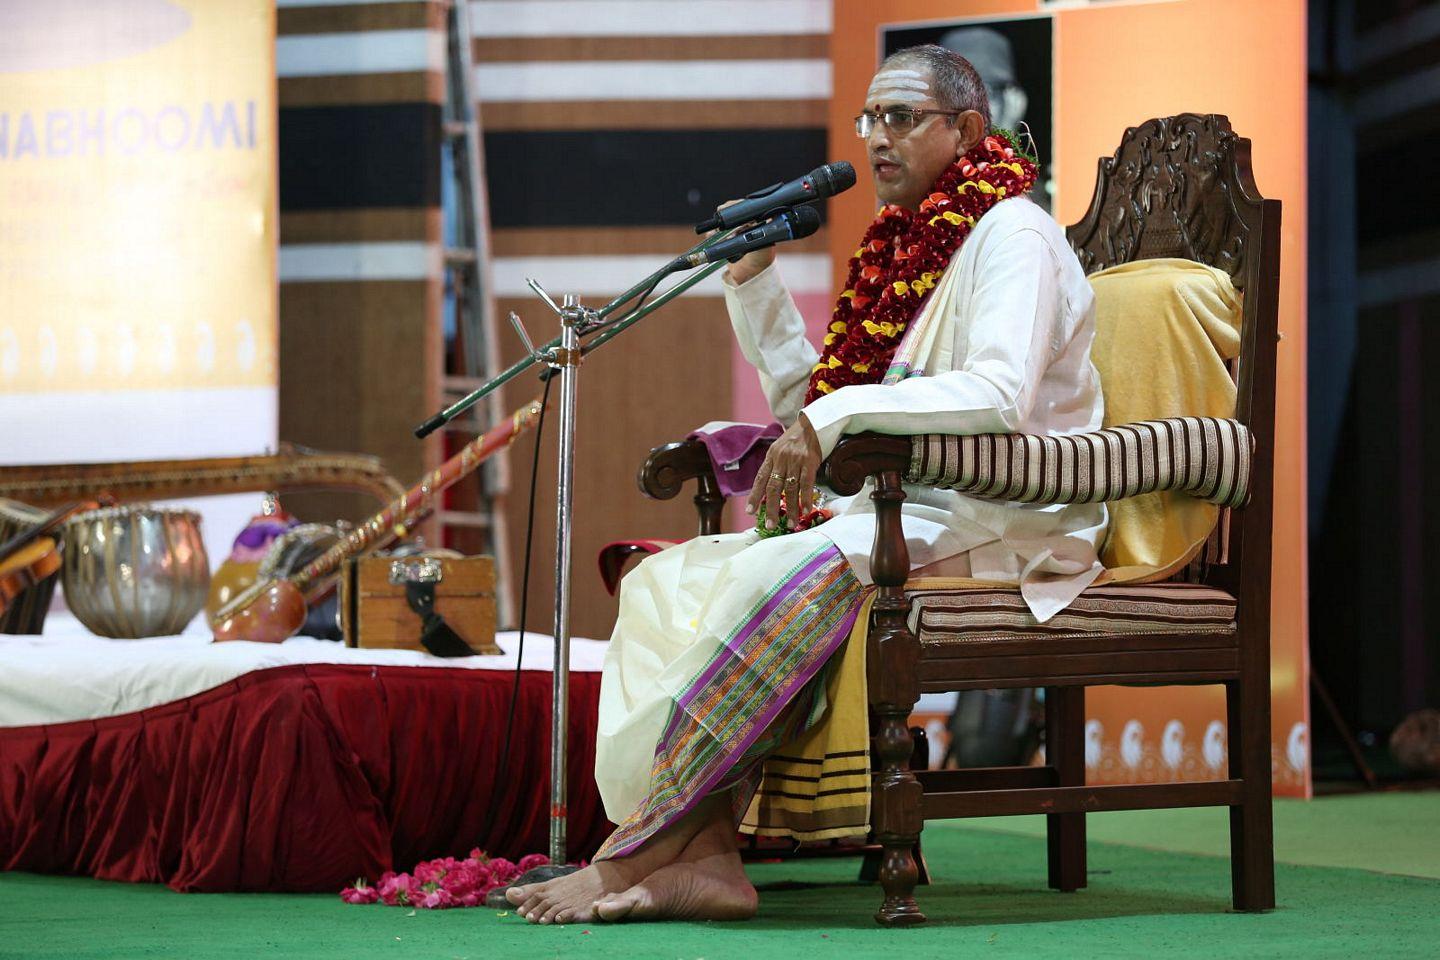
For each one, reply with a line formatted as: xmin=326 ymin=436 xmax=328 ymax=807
xmin=819 ymin=433 xmax=910 ymax=496
xmin=637 ymin=432 xmax=911 ymax=503
xmin=637 ymin=439 xmax=733 ymax=537
xmin=638 ymin=438 xmax=716 ymax=502
xmin=905 ymin=417 xmax=1253 ymax=509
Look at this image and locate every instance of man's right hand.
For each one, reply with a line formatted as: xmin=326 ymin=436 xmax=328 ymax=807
xmin=717 ymin=198 xmax=777 ymax=286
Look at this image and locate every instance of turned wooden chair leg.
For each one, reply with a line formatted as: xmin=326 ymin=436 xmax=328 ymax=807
xmin=872 ymin=703 xmax=925 ymax=926
xmin=868 ymin=469 xmax=925 ymax=926
xmin=860 ymin=724 xmax=930 ymax=886
xmin=1045 ymin=685 xmax=1088 ymax=892
xmin=860 ymin=840 xmax=929 ymax=885
xmin=1226 ymin=678 xmax=1276 ymax=910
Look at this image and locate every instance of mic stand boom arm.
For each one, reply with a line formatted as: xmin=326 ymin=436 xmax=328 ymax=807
xmin=414 ymin=227 xmax=738 ymax=439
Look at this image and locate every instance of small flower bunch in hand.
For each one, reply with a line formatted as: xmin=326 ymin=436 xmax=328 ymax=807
xmin=748 ymin=414 xmax=827 ymax=535
xmin=754 ymin=490 xmax=833 ymax=539
xmin=341 ymin=850 xmax=550 ymax=909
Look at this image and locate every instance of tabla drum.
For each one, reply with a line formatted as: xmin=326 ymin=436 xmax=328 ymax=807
xmin=62 ymin=505 xmax=210 ymax=638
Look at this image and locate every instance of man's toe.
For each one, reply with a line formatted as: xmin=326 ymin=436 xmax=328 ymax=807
xmin=595 ymin=889 xmax=639 ymax=922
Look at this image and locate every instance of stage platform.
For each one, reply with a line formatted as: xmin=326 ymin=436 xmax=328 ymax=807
xmin=0 ymin=615 xmax=613 ymax=892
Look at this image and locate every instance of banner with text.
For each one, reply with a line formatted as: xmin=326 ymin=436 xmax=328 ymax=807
xmin=0 ymin=0 xmax=277 ymax=560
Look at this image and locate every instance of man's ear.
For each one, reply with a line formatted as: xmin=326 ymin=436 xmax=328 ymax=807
xmin=954 ymin=110 xmax=987 ymax=157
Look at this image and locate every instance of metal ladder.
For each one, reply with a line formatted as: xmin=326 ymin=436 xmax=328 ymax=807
xmin=437 ymin=0 xmax=515 ymax=625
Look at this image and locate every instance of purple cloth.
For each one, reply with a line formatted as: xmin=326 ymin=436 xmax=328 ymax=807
xmin=685 ymin=421 xmax=783 ymax=498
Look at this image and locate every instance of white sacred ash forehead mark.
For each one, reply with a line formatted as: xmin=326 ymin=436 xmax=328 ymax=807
xmin=866 ymin=68 xmax=932 ymax=105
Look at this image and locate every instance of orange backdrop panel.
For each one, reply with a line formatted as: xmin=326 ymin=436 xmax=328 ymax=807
xmin=830 ymin=0 xmax=1310 ymax=796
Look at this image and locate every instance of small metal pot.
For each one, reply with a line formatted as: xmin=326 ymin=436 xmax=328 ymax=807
xmin=62 ymin=505 xmax=210 ymax=638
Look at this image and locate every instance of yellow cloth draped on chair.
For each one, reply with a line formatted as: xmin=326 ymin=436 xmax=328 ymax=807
xmin=1089 ymin=258 xmax=1243 ymax=580
xmin=740 ymin=257 xmax=1244 ymax=840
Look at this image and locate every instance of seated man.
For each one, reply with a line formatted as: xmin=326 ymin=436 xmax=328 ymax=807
xmin=509 ymin=43 xmax=1107 ymax=925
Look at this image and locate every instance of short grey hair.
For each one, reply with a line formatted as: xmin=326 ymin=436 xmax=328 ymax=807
xmin=880 ymin=44 xmax=991 ymax=130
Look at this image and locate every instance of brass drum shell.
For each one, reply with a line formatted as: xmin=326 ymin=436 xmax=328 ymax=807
xmin=62 ymin=505 xmax=211 ymax=638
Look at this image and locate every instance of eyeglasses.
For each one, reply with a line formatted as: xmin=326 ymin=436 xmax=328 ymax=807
xmin=854 ymin=109 xmax=961 ymax=139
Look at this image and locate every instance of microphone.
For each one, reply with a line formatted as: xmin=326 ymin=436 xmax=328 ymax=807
xmin=693 ymin=161 xmax=855 ymax=234
xmin=673 ymin=205 xmax=821 ymax=270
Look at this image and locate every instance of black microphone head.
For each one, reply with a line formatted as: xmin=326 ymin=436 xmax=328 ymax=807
xmin=789 ymin=204 xmax=823 ymax=239
xmin=813 ymin=161 xmax=857 ymax=197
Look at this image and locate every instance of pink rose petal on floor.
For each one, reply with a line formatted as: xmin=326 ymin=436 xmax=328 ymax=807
xmin=420 ymin=888 xmax=456 ymax=910
xmin=343 ymin=852 xmax=551 ymax=907
xmin=340 ymin=881 xmax=379 ymax=905
xmin=487 ymin=858 xmax=521 ymax=886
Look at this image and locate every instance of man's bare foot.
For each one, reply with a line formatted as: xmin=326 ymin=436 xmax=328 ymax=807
xmin=506 ymin=793 xmax=734 ymax=925
xmin=505 ymin=860 xmax=643 ymax=925
xmin=593 ymin=851 xmax=758 ymax=923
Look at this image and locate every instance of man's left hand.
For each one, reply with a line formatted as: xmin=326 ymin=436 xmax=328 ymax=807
xmin=748 ymin=415 xmax=823 ymax=528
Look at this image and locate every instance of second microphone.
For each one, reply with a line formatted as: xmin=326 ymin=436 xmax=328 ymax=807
xmin=675 ymin=205 xmax=822 ymax=270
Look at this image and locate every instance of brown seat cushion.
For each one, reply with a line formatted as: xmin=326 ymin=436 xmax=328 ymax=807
xmin=909 ymin=582 xmax=1238 ymax=644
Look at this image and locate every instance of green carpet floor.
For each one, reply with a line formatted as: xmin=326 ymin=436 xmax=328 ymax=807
xmin=4 ymin=794 xmax=1437 ymax=960
xmin=962 ymin=793 xmax=1440 ymax=880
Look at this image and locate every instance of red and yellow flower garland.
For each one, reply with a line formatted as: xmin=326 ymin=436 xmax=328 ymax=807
xmin=805 ymin=132 xmax=1039 ymax=404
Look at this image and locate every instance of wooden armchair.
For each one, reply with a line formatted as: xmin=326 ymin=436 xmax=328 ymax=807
xmin=640 ymin=114 xmax=1280 ymax=926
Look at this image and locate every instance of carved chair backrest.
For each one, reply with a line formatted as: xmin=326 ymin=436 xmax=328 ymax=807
xmin=1065 ymin=114 xmax=1281 ymax=608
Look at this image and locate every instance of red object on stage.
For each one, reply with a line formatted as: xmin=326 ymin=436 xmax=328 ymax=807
xmin=0 ymin=664 xmax=610 ymax=892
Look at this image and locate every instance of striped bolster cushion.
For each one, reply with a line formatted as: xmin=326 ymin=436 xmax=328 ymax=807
xmin=906 ymin=417 xmax=1253 ymax=509
xmin=912 ymin=583 xmax=1238 ymax=642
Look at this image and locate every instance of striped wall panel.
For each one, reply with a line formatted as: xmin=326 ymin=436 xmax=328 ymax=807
xmin=471 ymin=0 xmax=835 ymax=638
xmin=276 ymin=0 xmax=445 ymax=524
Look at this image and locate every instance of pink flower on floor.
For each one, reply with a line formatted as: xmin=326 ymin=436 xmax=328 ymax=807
xmin=339 ymin=851 xmax=551 ymax=908
xmin=487 ymin=857 xmax=522 ymax=886
xmin=378 ymin=872 xmax=415 ymax=906
xmin=420 ymin=887 xmax=456 ymax=910
xmin=440 ymin=860 xmax=490 ymax=899
xmin=413 ymin=858 xmax=451 ymax=885
xmin=340 ymin=879 xmax=379 ymax=905
xmin=517 ymin=853 xmax=550 ymax=873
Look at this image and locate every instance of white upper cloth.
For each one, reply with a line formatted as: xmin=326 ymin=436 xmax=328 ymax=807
xmin=0 ymin=611 xmax=606 ymax=727
xmin=722 ymin=196 xmax=1108 ymax=621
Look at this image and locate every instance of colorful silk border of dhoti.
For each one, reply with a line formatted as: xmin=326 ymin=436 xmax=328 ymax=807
xmin=594 ymin=543 xmax=864 ymax=861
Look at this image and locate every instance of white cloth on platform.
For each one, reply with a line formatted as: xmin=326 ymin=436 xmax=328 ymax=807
xmin=723 ymin=196 xmax=1108 ymax=622
xmin=0 ymin=611 xmax=605 ymax=727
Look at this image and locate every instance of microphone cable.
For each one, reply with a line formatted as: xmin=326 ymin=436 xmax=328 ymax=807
xmin=478 ymin=370 xmax=553 ymax=851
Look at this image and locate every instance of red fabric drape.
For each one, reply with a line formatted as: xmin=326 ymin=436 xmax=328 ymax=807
xmin=0 ymin=664 xmax=610 ymax=892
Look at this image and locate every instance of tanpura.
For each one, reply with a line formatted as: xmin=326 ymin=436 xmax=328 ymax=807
xmin=212 ymin=399 xmax=542 ymax=643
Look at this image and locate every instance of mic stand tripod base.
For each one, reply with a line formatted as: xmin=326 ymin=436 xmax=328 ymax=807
xmin=484 ymin=863 xmax=581 ymax=908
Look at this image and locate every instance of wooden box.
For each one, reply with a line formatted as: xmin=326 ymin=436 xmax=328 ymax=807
xmin=341 ymin=554 xmax=501 ymax=655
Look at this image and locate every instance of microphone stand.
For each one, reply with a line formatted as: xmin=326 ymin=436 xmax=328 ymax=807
xmin=417 ymin=227 xmax=744 ymax=887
